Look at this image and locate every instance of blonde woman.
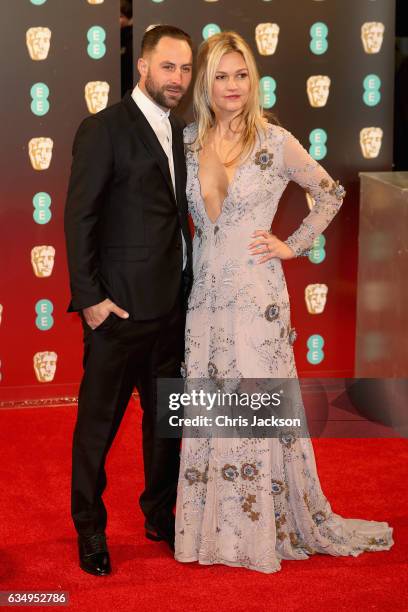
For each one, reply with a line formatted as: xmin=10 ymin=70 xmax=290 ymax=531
xmin=174 ymin=31 xmax=393 ymax=573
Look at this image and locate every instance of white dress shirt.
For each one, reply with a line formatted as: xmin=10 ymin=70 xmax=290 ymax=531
xmin=131 ymin=84 xmax=187 ymax=269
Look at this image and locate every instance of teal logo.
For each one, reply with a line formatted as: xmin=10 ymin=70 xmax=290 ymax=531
xmin=308 ymin=234 xmax=326 ymax=264
xmin=259 ymin=77 xmax=276 ymax=109
xmin=30 ymin=0 xmax=47 ymax=4
xmin=309 ymin=128 xmax=327 ymax=160
xmin=30 ymin=83 xmax=50 ymax=116
xmin=35 ymin=299 xmax=54 ymax=331
xmin=306 ymin=334 xmax=325 ymax=365
xmin=202 ymin=24 xmax=221 ymax=40
xmin=87 ymin=26 xmax=106 ymax=59
xmin=363 ymin=74 xmax=381 ymax=106
xmin=33 ymin=192 xmax=52 ymax=225
xmin=310 ymin=22 xmax=328 ymax=55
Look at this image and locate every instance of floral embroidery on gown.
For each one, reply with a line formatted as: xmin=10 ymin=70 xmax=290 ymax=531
xmin=174 ymin=122 xmax=394 ymax=573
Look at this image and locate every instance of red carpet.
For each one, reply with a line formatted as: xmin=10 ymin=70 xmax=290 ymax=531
xmin=0 ymin=400 xmax=407 ymax=611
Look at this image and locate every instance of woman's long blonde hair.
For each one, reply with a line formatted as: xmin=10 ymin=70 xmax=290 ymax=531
xmin=191 ymin=31 xmax=277 ymax=165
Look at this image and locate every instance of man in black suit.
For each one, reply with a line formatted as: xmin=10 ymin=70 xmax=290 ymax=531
xmin=64 ymin=25 xmax=193 ymax=576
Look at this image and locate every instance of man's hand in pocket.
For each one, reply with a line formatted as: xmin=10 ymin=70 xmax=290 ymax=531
xmin=83 ymin=299 xmax=129 ymax=330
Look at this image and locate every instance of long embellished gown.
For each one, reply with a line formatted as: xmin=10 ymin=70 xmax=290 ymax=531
xmin=174 ymin=122 xmax=393 ymax=573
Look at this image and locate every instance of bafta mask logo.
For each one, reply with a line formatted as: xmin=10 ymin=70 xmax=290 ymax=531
xmin=0 ymin=304 xmax=3 ymax=326
xmin=33 ymin=351 xmax=57 ymax=383
xmin=26 ymin=27 xmax=51 ymax=61
xmin=305 ymin=284 xmax=328 ymax=314
xmin=28 ymin=137 xmax=53 ymax=170
xmin=360 ymin=127 xmax=383 ymax=159
xmin=305 ymin=192 xmax=315 ymax=211
xmin=307 ymin=75 xmax=331 ymax=108
xmin=85 ymin=81 xmax=110 ymax=114
xmin=361 ymin=22 xmax=385 ymax=54
xmin=31 ymin=245 xmax=55 ymax=278
xmin=255 ymin=23 xmax=280 ymax=56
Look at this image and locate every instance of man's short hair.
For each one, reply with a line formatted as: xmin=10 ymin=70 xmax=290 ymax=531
xmin=141 ymin=25 xmax=193 ymax=56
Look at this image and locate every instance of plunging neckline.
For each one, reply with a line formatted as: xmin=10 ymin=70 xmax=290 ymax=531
xmin=196 ymin=154 xmax=242 ymax=225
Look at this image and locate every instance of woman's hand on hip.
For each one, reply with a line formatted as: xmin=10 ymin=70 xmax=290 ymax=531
xmin=248 ymin=230 xmax=295 ymax=263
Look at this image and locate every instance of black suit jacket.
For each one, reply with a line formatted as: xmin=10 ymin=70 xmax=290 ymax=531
xmin=64 ymin=92 xmax=193 ymax=320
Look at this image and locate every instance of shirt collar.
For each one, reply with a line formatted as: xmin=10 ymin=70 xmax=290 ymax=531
xmin=131 ymin=84 xmax=170 ymax=122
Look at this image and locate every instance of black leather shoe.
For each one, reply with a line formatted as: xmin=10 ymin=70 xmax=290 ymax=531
xmin=78 ymin=533 xmax=111 ymax=576
xmin=145 ymin=514 xmax=175 ymax=552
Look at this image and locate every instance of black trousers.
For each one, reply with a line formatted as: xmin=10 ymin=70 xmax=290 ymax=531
xmin=71 ymin=298 xmax=184 ymax=536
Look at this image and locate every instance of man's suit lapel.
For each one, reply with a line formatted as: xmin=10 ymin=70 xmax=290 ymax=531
xmin=123 ymin=92 xmax=177 ymax=204
xmin=170 ymin=116 xmax=193 ymax=256
xmin=170 ymin=114 xmax=186 ymax=206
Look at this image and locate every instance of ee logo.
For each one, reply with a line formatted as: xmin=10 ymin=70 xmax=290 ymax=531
xmin=259 ymin=77 xmax=276 ymax=109
xmin=30 ymin=83 xmax=50 ymax=116
xmin=363 ymin=74 xmax=381 ymax=106
xmin=35 ymin=299 xmax=54 ymax=331
xmin=87 ymin=26 xmax=106 ymax=59
xmin=33 ymin=192 xmax=52 ymax=225
xmin=308 ymin=234 xmax=326 ymax=264
xmin=30 ymin=0 xmax=47 ymax=4
xmin=309 ymin=128 xmax=327 ymax=160
xmin=310 ymin=22 xmax=328 ymax=55
xmin=202 ymin=24 xmax=221 ymax=40
xmin=307 ymin=334 xmax=325 ymax=365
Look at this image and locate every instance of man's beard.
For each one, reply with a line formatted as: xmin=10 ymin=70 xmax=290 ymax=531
xmin=145 ymin=72 xmax=184 ymax=109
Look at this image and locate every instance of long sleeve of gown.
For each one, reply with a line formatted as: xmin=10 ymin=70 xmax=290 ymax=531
xmin=282 ymin=130 xmax=346 ymax=257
